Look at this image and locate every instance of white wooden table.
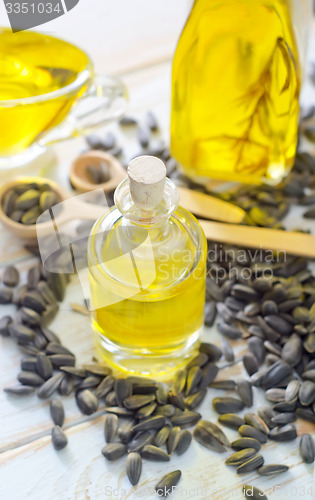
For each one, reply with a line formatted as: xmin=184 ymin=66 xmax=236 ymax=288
xmin=0 ymin=3 xmax=315 ymax=499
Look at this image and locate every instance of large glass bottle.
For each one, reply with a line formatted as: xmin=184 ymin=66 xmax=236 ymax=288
xmin=87 ymin=156 xmax=207 ymax=379
xmin=171 ymin=0 xmax=310 ymax=185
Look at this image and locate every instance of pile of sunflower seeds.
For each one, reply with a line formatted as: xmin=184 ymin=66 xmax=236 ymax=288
xmin=2 ymin=181 xmax=59 ymax=225
xmin=1 ymin=110 xmax=315 ymax=498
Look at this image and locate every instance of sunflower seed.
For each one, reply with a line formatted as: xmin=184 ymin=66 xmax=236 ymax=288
xmin=217 ymin=322 xmax=243 ymax=339
xmin=36 ymin=353 xmax=53 ymax=380
xmin=76 ymin=390 xmax=99 ymax=415
xmin=248 ymin=337 xmax=265 ymax=365
xmin=296 ymin=407 xmax=315 ymax=422
xmin=265 ymin=388 xmax=286 ymax=403
xmin=59 ymin=376 xmax=74 ymax=396
xmin=105 ymin=407 xmax=134 ymax=418
xmin=285 ymin=380 xmax=300 ymax=402
xmin=47 ymin=273 xmax=66 ymax=302
xmin=299 ymin=381 xmax=315 ymax=406
xmin=281 ymin=335 xmax=303 ymax=366
xmin=9 ymin=324 xmax=35 ymax=343
xmin=231 ymin=438 xmax=261 ymax=451
xmin=185 ymin=366 xmax=202 ymax=396
xmin=104 ymin=414 xmax=118 ymax=443
xmin=210 ymin=380 xmax=237 ymax=390
xmin=124 ymin=394 xmax=155 ymax=410
xmin=34 ymin=330 xmax=48 ymax=349
xmin=213 ymin=397 xmax=244 ymax=414
xmin=269 ymin=424 xmax=297 ymax=441
xmin=132 ymin=382 xmax=158 ymax=394
xmin=94 ymin=375 xmax=115 ymax=399
xmin=128 ymin=431 xmax=153 ymax=452
xmin=37 ymin=373 xmax=65 ymax=399
xmin=37 ymin=281 xmax=57 ymax=305
xmin=261 ymin=361 xmax=292 ymax=389
xmin=199 ymin=363 xmax=219 ymax=389
xmin=59 ymin=366 xmax=86 ymax=378
xmin=23 ymin=291 xmax=46 ymax=313
xmin=155 ymin=404 xmax=176 ymax=418
xmin=237 ymin=381 xmax=253 ymax=408
xmin=186 ymin=353 xmax=209 ymax=370
xmin=243 ymin=353 xmax=259 ymax=376
xmin=257 ymin=464 xmax=289 ymax=476
xmin=102 ymin=443 xmax=127 ymax=460
xmin=218 ymin=414 xmax=244 ymax=430
xmin=167 ymin=426 xmax=181 ymax=454
xmin=21 ymin=355 xmax=37 ymax=372
xmin=257 ymin=316 xmax=280 ymax=342
xmin=155 ymin=470 xmax=181 ymax=497
xmin=299 ymin=434 xmax=315 ymax=463
xmin=132 ymin=415 xmax=165 ymax=432
xmin=51 ymin=425 xmax=68 ymax=450
xmin=238 ymin=425 xmax=267 ymax=443
xmin=225 ymin=448 xmax=257 ymax=466
xmin=4 ymin=385 xmax=35 ymax=396
xmin=185 ymin=388 xmax=207 ymax=410
xmin=271 ymin=412 xmax=297 ymax=425
xmin=244 ymin=413 xmax=269 ymax=435
xmin=155 ymin=383 xmax=168 ymax=404
xmin=3 ymin=265 xmax=19 ymax=287
xmin=273 ymin=399 xmax=297 ymax=413
xmin=136 ymin=401 xmax=157 ymax=419
xmin=17 ymin=371 xmax=44 ymax=387
xmin=302 ymin=369 xmax=315 ymax=382
xmin=15 ymin=189 xmax=40 ymax=210
xmin=243 ymin=485 xmax=267 ymax=500
xmin=50 ymin=400 xmax=65 ymax=426
xmin=46 ymin=342 xmax=73 ymax=356
xmin=2 ymin=188 xmax=16 ymax=215
xmin=168 ymin=389 xmax=185 ymax=410
xmin=0 ymin=315 xmax=12 ymax=336
xmin=79 ymin=375 xmax=102 ymax=390
xmin=141 ymin=444 xmax=170 ymax=462
xmin=176 ymin=430 xmax=192 ymax=456
xmin=170 ymin=411 xmax=201 ymax=428
xmin=126 ymin=452 xmax=142 ymax=486
xmin=118 ymin=419 xmax=136 ymax=444
xmin=232 ymin=284 xmax=259 ymax=301
xmin=193 ymin=420 xmax=230 ymax=452
xmin=237 ymin=455 xmax=264 ymax=474
xmin=221 ymin=338 xmax=235 ymax=362
xmin=199 ymin=343 xmax=222 ymax=362
xmin=49 ymin=354 xmax=75 ymax=368
xmin=153 ymin=425 xmax=171 ymax=447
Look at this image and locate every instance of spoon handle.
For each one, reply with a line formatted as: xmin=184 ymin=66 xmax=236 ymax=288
xmin=199 ymin=220 xmax=315 ymax=259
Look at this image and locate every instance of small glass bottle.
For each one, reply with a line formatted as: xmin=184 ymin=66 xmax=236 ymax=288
xmin=87 ymin=155 xmax=207 ymax=379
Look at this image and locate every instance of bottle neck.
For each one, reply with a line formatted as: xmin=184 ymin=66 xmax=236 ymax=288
xmin=114 ymin=177 xmax=180 ymax=228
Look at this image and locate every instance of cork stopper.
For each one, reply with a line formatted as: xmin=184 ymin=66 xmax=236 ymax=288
xmin=127 ymin=155 xmax=167 ymax=210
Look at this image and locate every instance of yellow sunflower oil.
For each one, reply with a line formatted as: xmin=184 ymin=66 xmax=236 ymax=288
xmin=88 ymin=156 xmax=207 ymax=379
xmin=171 ymin=0 xmax=301 ymax=185
xmin=0 ymin=28 xmax=91 ymax=156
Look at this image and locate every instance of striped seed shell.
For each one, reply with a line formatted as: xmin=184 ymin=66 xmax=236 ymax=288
xmin=231 ymin=438 xmax=261 ymax=452
xmin=37 ymin=373 xmax=65 ymax=399
xmin=248 ymin=337 xmax=265 ymax=365
xmin=186 ymin=353 xmax=208 ymax=370
xmin=236 ymin=455 xmax=264 ymax=474
xmin=257 ymin=464 xmax=289 ymax=476
xmin=237 ymin=381 xmax=253 ymax=408
xmin=285 ymin=380 xmax=301 ymax=402
xmin=170 ymin=411 xmax=201 ymax=428
xmin=128 ymin=431 xmax=153 ymax=452
xmin=199 ymin=342 xmax=222 ymax=362
xmin=176 ymin=430 xmax=192 ymax=455
xmin=4 ymin=385 xmax=35 ymax=396
xmin=193 ymin=420 xmax=230 ymax=453
xmin=299 ymin=434 xmax=315 ymax=463
xmin=269 ymin=424 xmax=297 ymax=442
xmin=59 ymin=376 xmax=74 ymax=396
xmin=17 ymin=371 xmax=44 ymax=387
xmin=155 ymin=470 xmax=181 ymax=497
xmin=132 ymin=382 xmax=158 ymax=395
xmin=136 ymin=401 xmax=157 ymax=419
xmin=3 ymin=265 xmax=19 ymax=287
xmin=95 ymin=375 xmax=115 ymax=398
xmin=243 ymin=485 xmax=267 ymax=500
xmin=168 ymin=389 xmax=185 ymax=410
xmin=141 ymin=444 xmax=170 ymax=462
xmin=257 ymin=406 xmax=277 ymax=429
xmin=271 ymin=412 xmax=297 ymax=425
xmin=49 ymin=354 xmax=75 ymax=368
xmin=156 ymin=383 xmax=169 ymax=404
xmin=79 ymin=375 xmax=102 ymax=390
xmin=299 ymin=381 xmax=315 ymax=406
xmin=155 ymin=404 xmax=177 ymax=418
xmin=104 ymin=413 xmax=118 ymax=443
xmin=133 ymin=415 xmax=165 ymax=432
xmin=167 ymin=426 xmax=181 ymax=454
xmin=239 ymin=425 xmax=267 ymax=443
xmin=221 ymin=338 xmax=235 ymax=363
xmin=51 ymin=425 xmax=68 ymax=450
xmin=104 ymin=407 xmax=133 ymax=418
xmin=244 ymin=413 xmax=269 ymax=435
xmin=210 ymin=380 xmax=237 ymax=390
xmin=102 ymin=443 xmax=127 ymax=460
xmin=213 ymin=397 xmax=245 ymax=414
xmin=76 ymin=390 xmax=99 ymax=415
xmin=153 ymin=425 xmax=171 ymax=447
xmin=9 ymin=324 xmax=35 ymax=343
xmin=171 ymin=370 xmax=187 ymax=394
xmin=126 ymin=452 xmax=142 ymax=486
xmin=50 ymin=399 xmax=65 ymax=427
xmin=115 ymin=379 xmax=132 ymax=406
xmin=184 ymin=388 xmax=207 ymax=410
xmin=118 ymin=419 xmax=136 ymax=444
xmin=185 ymin=366 xmax=202 ymax=396
xmin=36 ymin=353 xmax=53 ymax=380
xmin=225 ymin=448 xmax=257 ymax=466
xmin=243 ymin=353 xmax=259 ymax=377
xmin=124 ymin=394 xmax=155 ymax=410
xmin=218 ymin=414 xmax=245 ymax=430
xmin=265 ymin=388 xmax=286 ymax=403
xmin=199 ymin=363 xmax=219 ymax=389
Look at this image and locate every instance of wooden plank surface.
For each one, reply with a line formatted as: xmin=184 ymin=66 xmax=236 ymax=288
xmin=0 ymin=3 xmax=314 ymax=499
